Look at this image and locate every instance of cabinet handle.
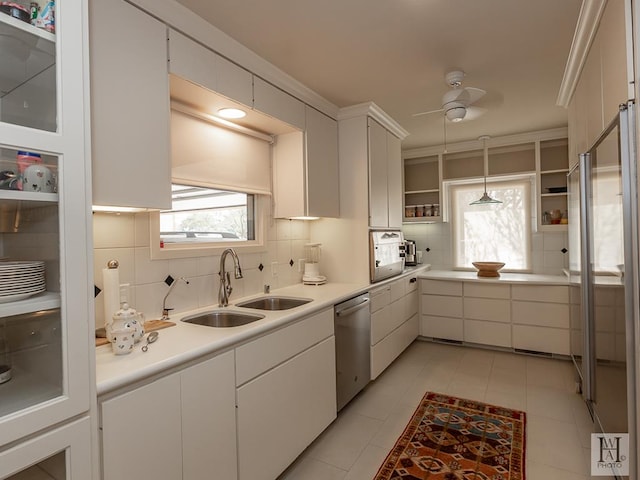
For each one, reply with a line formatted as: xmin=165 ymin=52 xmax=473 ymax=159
xmin=409 ymin=278 xmax=417 ymax=283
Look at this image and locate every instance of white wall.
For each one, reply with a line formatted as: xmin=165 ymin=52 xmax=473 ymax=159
xmin=402 ymin=222 xmax=568 ymax=275
xmin=92 ymin=211 xmax=310 ymax=328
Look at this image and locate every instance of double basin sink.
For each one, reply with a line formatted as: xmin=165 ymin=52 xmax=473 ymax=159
xmin=181 ymin=296 xmax=312 ymax=328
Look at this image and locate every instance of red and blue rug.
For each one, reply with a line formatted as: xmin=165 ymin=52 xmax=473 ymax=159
xmin=374 ymin=392 xmax=526 ymax=479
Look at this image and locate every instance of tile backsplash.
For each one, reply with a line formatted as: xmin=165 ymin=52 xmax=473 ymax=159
xmin=93 ymin=212 xmax=310 ymax=328
xmin=402 ymin=222 xmax=569 ymax=275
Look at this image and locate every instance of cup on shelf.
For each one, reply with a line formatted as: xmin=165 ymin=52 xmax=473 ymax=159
xmin=21 ymin=164 xmax=55 ymax=193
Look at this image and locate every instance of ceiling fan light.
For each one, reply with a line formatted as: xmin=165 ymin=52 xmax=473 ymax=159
xmin=445 ymin=107 xmax=466 ymax=122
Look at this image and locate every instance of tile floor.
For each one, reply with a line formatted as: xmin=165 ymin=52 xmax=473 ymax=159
xmin=279 ymin=339 xmax=603 ymax=480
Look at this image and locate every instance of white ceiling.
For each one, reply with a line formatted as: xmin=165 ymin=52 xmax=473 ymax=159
xmin=174 ymin=0 xmax=582 ymax=150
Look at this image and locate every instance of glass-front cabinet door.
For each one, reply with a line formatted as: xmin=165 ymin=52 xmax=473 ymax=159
xmin=0 ymin=0 xmax=93 ymax=459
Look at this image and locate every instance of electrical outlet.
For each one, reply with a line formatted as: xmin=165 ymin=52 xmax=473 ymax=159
xmin=271 ymin=262 xmax=278 ymax=277
xmin=119 ymin=283 xmax=130 ymax=305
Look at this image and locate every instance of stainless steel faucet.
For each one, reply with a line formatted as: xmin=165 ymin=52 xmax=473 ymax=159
xmin=161 ymin=276 xmax=189 ymax=320
xmin=219 ymin=249 xmax=243 ymax=307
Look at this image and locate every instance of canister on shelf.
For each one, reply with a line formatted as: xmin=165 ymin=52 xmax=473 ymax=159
xmin=35 ymin=0 xmax=53 ymax=33
xmin=405 ymin=205 xmax=416 ymax=218
xmin=415 ymin=205 xmax=424 ymax=217
xmin=433 ymin=204 xmax=440 ymax=217
xmin=425 ymin=204 xmax=432 ymax=217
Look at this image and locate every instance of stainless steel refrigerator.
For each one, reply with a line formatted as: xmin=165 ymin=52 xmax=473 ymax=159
xmin=568 ymin=102 xmax=638 ymax=479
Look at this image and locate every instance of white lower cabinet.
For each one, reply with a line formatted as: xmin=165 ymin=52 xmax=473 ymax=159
xmin=181 ymin=354 xmax=237 ymax=480
xmin=420 ymin=278 xmax=571 ymax=354
xmin=420 ymin=280 xmax=464 ymax=342
xmin=370 ymin=276 xmax=419 ymax=379
xmin=100 ymin=351 xmax=236 ymax=480
xmin=99 ymin=308 xmax=338 ymax=480
xmin=371 ymin=314 xmax=419 ymax=379
xmin=512 ymin=325 xmax=570 ymax=355
xmin=236 ymin=337 xmax=336 ymax=480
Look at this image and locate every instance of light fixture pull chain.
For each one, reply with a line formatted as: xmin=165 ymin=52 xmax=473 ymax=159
xmin=443 ymin=114 xmax=448 ymax=153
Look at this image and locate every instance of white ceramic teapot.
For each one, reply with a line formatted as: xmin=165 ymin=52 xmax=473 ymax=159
xmin=107 ymin=303 xmax=145 ymax=344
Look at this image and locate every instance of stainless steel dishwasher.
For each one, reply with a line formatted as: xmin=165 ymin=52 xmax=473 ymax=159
xmin=334 ymin=292 xmax=371 ymax=411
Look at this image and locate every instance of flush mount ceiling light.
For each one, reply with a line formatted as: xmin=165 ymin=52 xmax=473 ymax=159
xmin=470 ymin=135 xmax=502 ymax=206
xmin=217 ymin=107 xmax=246 ymax=119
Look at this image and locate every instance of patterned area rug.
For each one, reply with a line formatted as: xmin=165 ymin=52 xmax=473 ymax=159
xmin=374 ymin=392 xmax=526 ymax=480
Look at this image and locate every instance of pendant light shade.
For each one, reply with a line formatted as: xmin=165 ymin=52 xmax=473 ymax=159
xmin=470 ymin=136 xmax=502 ymax=205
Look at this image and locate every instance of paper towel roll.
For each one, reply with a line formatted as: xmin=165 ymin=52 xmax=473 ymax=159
xmin=102 ymin=261 xmax=120 ymax=327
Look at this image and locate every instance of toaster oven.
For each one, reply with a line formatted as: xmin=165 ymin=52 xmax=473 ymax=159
xmin=369 ymin=230 xmax=405 ymax=282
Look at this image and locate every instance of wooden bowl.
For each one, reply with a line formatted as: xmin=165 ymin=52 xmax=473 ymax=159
xmin=472 ymin=262 xmax=505 ymax=278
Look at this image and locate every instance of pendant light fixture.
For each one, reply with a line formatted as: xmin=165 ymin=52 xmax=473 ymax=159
xmin=470 ymin=135 xmax=502 ymax=205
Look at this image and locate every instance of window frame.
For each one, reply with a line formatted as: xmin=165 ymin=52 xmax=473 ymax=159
xmin=149 ymin=187 xmax=268 ymax=260
xmin=446 ymin=174 xmax=535 ymax=272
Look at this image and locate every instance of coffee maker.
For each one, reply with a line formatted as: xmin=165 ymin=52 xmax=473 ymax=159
xmin=404 ymin=239 xmax=417 ymax=266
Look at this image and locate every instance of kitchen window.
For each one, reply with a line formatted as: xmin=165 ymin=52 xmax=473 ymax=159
xmin=160 ymin=184 xmax=255 ymax=244
xmin=150 ymin=184 xmax=266 ymax=259
xmin=448 ymin=176 xmax=533 ymax=271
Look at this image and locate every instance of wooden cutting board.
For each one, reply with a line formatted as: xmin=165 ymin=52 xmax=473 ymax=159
xmin=95 ymin=320 xmax=175 ymax=347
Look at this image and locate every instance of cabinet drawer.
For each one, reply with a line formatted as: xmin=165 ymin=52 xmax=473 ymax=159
xmin=370 ymin=286 xmax=391 ymax=313
xmin=513 ymin=325 xmax=569 ymax=355
xmin=390 ymin=279 xmax=405 ymax=303
xmin=464 ymin=298 xmax=510 ymax=323
xmin=422 ymin=294 xmax=463 ymax=318
xmin=371 ymin=301 xmax=404 ymax=345
xmin=512 ymin=301 xmax=569 ymax=328
xmin=235 ymin=308 xmax=333 ymax=385
xmin=371 ymin=315 xmax=418 ymax=379
xmin=464 ymin=282 xmax=510 ymax=299
xmin=511 ymin=285 xmax=569 ymax=303
xmin=420 ymin=315 xmax=463 ymax=341
xmin=406 ymin=291 xmax=419 ymax=318
xmin=421 ymin=279 xmax=463 ymax=296
xmin=464 ymin=320 xmax=511 ymax=348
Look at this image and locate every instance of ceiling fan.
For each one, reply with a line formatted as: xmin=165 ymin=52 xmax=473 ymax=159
xmin=414 ymin=70 xmax=487 ymax=123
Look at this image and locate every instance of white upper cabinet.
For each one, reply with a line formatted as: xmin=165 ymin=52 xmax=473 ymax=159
xmin=273 ymin=106 xmax=339 ymax=218
xmin=90 ymin=0 xmax=172 ymax=209
xmin=369 ymin=118 xmax=402 ymax=228
xmin=216 ymin=55 xmax=254 ymax=107
xmin=253 ymin=77 xmax=306 ymax=130
xmin=369 ymin=118 xmax=389 ymax=227
xmin=306 ymin=106 xmax=339 ymax=217
xmin=168 ymin=29 xmax=217 ymax=92
xmin=168 ymin=29 xmax=253 ymax=107
xmin=386 ymin=130 xmax=403 ymax=228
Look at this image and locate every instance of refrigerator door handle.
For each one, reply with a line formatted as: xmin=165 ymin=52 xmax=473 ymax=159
xmin=578 ymin=152 xmax=595 ymax=404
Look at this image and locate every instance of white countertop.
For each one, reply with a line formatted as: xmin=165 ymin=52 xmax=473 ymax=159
xmin=418 ymin=269 xmax=570 ymax=285
xmin=95 ymin=265 xmax=430 ymax=396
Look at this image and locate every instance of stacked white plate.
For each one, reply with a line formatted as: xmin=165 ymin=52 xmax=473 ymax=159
xmin=0 ymin=261 xmax=46 ymax=304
